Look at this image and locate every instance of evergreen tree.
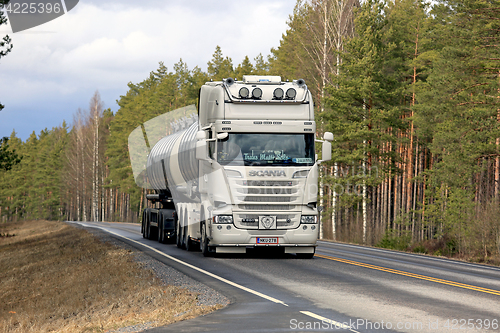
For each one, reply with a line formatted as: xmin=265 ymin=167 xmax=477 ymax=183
xmin=253 ymin=53 xmax=269 ymax=75
xmin=0 ymin=131 xmax=23 ymax=220
xmin=0 ymin=127 xmax=70 ymax=221
xmin=269 ymin=0 xmax=358 ymax=108
xmin=235 ymin=55 xmax=254 ymax=78
xmin=414 ymin=0 xmax=500 ymax=253
xmin=207 ymin=45 xmax=234 ymax=80
xmin=324 ymin=0 xmax=405 ymax=180
xmin=0 ymin=0 xmax=13 ymax=111
xmin=416 ymin=0 xmax=500 ymax=188
xmin=322 ymin=0 xmax=409 ymax=242
xmin=0 ymin=136 xmax=21 ymax=171
xmin=269 ymin=2 xmax=312 ymax=83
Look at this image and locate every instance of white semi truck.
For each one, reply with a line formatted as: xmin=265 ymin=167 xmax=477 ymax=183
xmin=129 ymin=76 xmax=332 ymax=258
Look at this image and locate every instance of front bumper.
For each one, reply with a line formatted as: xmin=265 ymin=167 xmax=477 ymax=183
xmin=209 ymin=222 xmax=318 ymax=247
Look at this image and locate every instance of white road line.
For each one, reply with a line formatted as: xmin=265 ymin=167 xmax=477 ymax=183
xmin=72 ymin=222 xmax=289 ymax=307
xmin=300 ymin=311 xmax=359 ymax=333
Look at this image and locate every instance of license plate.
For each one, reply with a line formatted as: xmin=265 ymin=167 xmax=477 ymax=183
xmin=256 ymin=237 xmax=278 ymax=244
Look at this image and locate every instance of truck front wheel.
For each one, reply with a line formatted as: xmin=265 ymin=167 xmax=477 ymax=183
xmin=200 ymin=222 xmax=213 ymax=257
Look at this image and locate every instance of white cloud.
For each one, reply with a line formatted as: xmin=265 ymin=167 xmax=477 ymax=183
xmin=0 ymin=1 xmax=294 ymax=140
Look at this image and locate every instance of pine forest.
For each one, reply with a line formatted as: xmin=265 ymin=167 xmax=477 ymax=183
xmin=1 ymin=0 xmax=500 ymax=263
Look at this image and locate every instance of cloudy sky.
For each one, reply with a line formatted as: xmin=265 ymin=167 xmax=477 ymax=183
xmin=0 ymin=1 xmax=296 ymax=141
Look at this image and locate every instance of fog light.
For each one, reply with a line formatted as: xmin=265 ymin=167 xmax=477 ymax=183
xmin=286 ymin=88 xmax=296 ymax=99
xmin=217 ymin=225 xmax=222 ymax=230
xmin=226 ymin=225 xmax=231 ymax=230
xmin=311 ymin=225 xmax=316 ymax=230
xmin=303 ymin=225 xmax=308 ymax=230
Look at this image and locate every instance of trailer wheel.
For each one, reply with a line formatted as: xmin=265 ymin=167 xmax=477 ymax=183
xmin=141 ymin=210 xmax=146 ymax=239
xmin=184 ymin=228 xmax=192 ymax=251
xmin=144 ymin=211 xmax=150 ymax=239
xmin=147 ymin=211 xmax=156 ymax=240
xmin=157 ymin=212 xmax=164 ymax=243
xmin=176 ymin=212 xmax=183 ymax=248
xmin=183 ymin=214 xmax=194 ymax=251
xmin=147 ymin=220 xmax=152 ymax=240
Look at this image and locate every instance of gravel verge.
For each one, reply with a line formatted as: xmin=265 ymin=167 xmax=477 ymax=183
xmin=79 ymin=226 xmax=230 ymax=332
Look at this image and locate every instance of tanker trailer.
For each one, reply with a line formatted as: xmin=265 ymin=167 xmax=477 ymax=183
xmin=129 ymin=76 xmax=333 ymax=258
xmin=145 ymin=120 xmax=202 ymax=250
xmin=128 ymin=105 xmax=199 ymax=246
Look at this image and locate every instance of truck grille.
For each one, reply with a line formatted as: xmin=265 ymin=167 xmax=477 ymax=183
xmin=242 ymin=180 xmax=295 ymax=187
xmin=238 ymin=204 xmax=294 ymax=211
xmin=232 ymin=178 xmax=302 ymax=210
xmin=239 ymin=196 xmax=292 ymax=203
xmin=228 ymin=175 xmax=305 ymax=229
xmin=239 ymin=188 xmax=295 ymax=195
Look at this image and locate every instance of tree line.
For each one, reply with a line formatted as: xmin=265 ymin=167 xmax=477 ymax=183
xmin=1 ymin=0 xmax=500 ymax=262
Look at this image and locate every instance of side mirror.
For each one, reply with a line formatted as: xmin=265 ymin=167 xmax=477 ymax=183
xmin=322 ymin=141 xmax=331 ymax=162
xmin=324 ymin=132 xmax=333 ymax=142
xmin=217 ymin=132 xmax=228 ymax=140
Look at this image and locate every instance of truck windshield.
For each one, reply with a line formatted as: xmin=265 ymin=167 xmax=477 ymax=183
xmin=216 ymin=133 xmax=315 ymax=166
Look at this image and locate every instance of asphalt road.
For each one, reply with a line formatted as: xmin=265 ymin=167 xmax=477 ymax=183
xmin=72 ymin=222 xmax=500 ymax=333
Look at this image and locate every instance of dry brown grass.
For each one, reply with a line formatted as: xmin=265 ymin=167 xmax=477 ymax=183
xmin=0 ymin=220 xmax=222 ymax=333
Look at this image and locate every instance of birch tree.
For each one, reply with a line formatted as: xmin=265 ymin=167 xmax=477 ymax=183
xmin=90 ymin=91 xmax=104 ymax=222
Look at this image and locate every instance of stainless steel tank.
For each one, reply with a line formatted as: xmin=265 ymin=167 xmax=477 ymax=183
xmin=146 ymin=122 xmax=199 ymax=194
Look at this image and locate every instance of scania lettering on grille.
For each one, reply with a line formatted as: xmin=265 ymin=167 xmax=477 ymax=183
xmin=249 ymin=170 xmax=286 ymax=177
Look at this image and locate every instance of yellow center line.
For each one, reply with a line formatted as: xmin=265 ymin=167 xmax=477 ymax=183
xmin=314 ymin=253 xmax=500 ymax=296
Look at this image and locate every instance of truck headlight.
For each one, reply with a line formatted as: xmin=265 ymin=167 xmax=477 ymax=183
xmin=300 ymin=215 xmax=317 ymax=224
xmin=214 ymin=215 xmax=233 ymax=224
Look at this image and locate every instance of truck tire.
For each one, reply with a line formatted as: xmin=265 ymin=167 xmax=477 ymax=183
xmin=184 ymin=227 xmax=193 ymax=251
xmin=176 ymin=212 xmax=183 ymax=248
xmin=147 ymin=211 xmax=156 ymax=240
xmin=183 ymin=214 xmax=194 ymax=251
xmin=147 ymin=221 xmax=152 ymax=240
xmin=168 ymin=211 xmax=177 ymax=244
xmin=158 ymin=212 xmax=164 ymax=243
xmin=141 ymin=211 xmax=146 ymax=239
xmin=144 ymin=209 xmax=151 ymax=239
xmin=200 ymin=222 xmax=213 ymax=257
